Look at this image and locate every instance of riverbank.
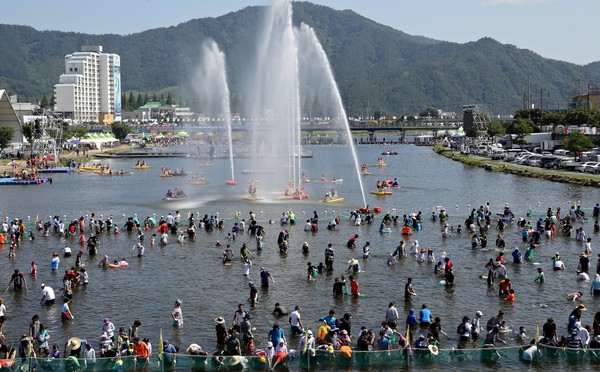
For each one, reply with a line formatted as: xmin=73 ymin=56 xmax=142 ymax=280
xmin=433 ymin=144 xmax=600 ymax=187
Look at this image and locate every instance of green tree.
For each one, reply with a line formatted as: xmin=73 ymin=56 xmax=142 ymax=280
xmin=49 ymin=95 xmax=55 ymax=108
xmin=40 ymin=94 xmax=49 ymax=108
xmin=111 ymin=122 xmax=131 ymax=141
xmin=562 ymin=131 xmax=595 ymax=156
xmin=143 ymin=93 xmax=149 ymax=105
xmin=128 ymin=92 xmax=136 ymax=110
xmin=540 ymin=111 xmax=565 ymax=128
xmin=565 ymin=106 xmax=599 ymax=127
xmin=485 ymin=120 xmax=505 ymax=141
xmin=160 ymin=94 xmax=165 ymax=102
xmin=136 ymin=92 xmax=144 ymax=108
xmin=0 ymin=127 xmax=15 ymax=152
xmin=510 ymin=119 xmax=534 ymax=149
xmin=22 ymin=123 xmax=34 ymax=144
xmin=419 ymin=108 xmax=438 ymax=118
xmin=166 ymin=93 xmax=173 ymax=105
xmin=73 ymin=126 xmax=88 ymax=138
xmin=465 ymin=126 xmax=479 ymax=138
xmin=121 ymin=93 xmax=129 ymax=111
xmin=152 ymin=93 xmax=158 ymax=102
xmin=514 ymin=108 xmax=543 ymax=128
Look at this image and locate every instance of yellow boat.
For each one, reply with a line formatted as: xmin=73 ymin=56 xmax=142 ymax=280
xmin=319 ymin=197 xmax=345 ymax=203
xmin=375 ymin=164 xmax=388 ymax=167
xmin=302 ymin=179 xmax=311 ymax=183
xmin=187 ymin=180 xmax=208 ymax=185
xmin=198 ymin=163 xmax=214 ymax=167
xmin=160 ymin=174 xmax=173 ymax=178
xmin=82 ymin=166 xmax=101 ymax=171
xmin=370 ymin=190 xmax=393 ymax=196
xmin=74 ymin=169 xmax=86 ymax=173
xmin=132 ymin=165 xmax=151 ymax=169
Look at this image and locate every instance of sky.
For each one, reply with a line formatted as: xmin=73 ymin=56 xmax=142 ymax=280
xmin=1 ymin=0 xmax=598 ymax=65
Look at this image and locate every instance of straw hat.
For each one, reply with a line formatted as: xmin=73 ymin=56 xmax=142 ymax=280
xmin=228 ymin=356 xmax=242 ymax=366
xmin=348 ymin=259 xmax=359 ymax=265
xmin=428 ymin=344 xmax=439 ymax=355
xmin=67 ymin=337 xmax=81 ymax=350
xmin=186 ymin=344 xmax=202 ymax=354
xmin=215 ymin=317 xmax=226 ymax=324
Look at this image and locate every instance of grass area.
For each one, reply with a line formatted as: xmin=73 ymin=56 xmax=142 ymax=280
xmin=433 ymin=145 xmax=600 ymax=187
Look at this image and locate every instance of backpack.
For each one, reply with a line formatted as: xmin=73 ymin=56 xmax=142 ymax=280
xmin=457 ymin=323 xmax=465 ymax=335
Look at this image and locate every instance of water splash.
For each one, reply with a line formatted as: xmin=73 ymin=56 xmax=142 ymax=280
xmin=295 ymin=23 xmax=367 ymax=207
xmin=194 ymin=40 xmax=235 ymax=183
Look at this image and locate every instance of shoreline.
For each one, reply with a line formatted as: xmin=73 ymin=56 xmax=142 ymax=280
xmin=433 ymin=145 xmax=600 ymax=187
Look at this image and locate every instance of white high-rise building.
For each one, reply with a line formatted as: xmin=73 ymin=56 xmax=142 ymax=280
xmin=54 ymin=45 xmax=121 ymax=124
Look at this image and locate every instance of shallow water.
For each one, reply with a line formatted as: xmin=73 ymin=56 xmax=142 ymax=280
xmin=1 ymin=144 xmax=599 ymax=364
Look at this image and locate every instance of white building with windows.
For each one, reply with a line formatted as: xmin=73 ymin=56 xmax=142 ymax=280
xmin=54 ymin=45 xmax=121 ymax=124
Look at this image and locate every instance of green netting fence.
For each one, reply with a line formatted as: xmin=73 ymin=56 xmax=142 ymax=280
xmin=4 ymin=345 xmax=600 ymax=371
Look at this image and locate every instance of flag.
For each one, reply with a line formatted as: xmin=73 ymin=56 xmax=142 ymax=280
xmin=158 ymin=329 xmax=163 ymax=367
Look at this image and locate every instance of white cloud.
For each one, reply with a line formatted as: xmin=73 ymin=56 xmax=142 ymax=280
xmin=485 ymin=0 xmax=555 ymax=5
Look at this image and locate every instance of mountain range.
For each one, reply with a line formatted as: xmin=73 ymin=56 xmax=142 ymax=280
xmin=1 ymin=1 xmax=599 ymax=116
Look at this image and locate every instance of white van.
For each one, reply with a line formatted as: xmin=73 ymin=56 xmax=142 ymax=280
xmin=489 ymin=148 xmax=505 ymax=160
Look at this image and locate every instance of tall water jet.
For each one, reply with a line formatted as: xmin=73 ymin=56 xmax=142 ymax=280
xmin=245 ymin=0 xmax=305 ymax=199
xmin=194 ymin=40 xmax=235 ymax=185
xmin=295 ymin=23 xmax=367 ymax=207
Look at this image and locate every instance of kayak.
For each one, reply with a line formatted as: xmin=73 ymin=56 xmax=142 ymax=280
xmin=318 ymin=178 xmax=343 ymax=183
xmin=302 ymin=179 xmax=311 ymax=183
xmin=198 ymin=163 xmax=214 ymax=167
xmin=187 ymin=180 xmax=208 ymax=185
xmin=361 ymin=171 xmax=371 ymax=176
xmin=370 ymin=190 xmax=393 ymax=196
xmin=160 ymin=174 xmax=173 ymax=178
xmin=375 ymin=164 xmax=388 ymax=167
xmin=319 ymin=197 xmax=345 ymax=203
xmin=98 ymin=172 xmax=133 ymax=176
xmin=132 ymin=165 xmax=150 ymax=169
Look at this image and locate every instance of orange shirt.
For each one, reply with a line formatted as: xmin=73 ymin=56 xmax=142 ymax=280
xmin=351 ymin=280 xmax=360 ymax=295
xmin=499 ymin=281 xmax=511 ymax=291
xmin=506 ymin=293 xmax=515 ymax=301
xmin=133 ymin=342 xmax=149 ymax=358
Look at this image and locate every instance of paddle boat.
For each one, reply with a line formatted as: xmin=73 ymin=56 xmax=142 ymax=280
xmin=132 ymin=165 xmax=150 ymax=169
xmin=319 ymin=197 xmax=345 ymax=203
xmin=164 ymin=188 xmax=186 ymax=201
xmin=370 ymin=190 xmax=393 ymax=196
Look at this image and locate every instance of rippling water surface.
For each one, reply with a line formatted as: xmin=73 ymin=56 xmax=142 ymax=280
xmin=1 ymin=144 xmax=599 ymax=359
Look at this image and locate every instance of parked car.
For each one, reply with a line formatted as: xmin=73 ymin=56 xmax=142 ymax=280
xmin=583 ymin=162 xmax=600 ymax=174
xmin=542 ymin=158 xmax=563 ymax=169
xmin=554 ymin=149 xmax=572 ymax=156
xmin=526 ymin=155 xmax=543 ymax=167
xmin=575 ymin=162 xmax=598 ymax=173
xmin=516 ymin=154 xmax=534 ymax=165
xmin=559 ymin=159 xmax=579 ymax=170
xmin=489 ymin=148 xmax=505 ymax=160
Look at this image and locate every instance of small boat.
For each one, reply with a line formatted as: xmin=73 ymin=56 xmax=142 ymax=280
xmin=301 ymin=178 xmax=311 ymax=183
xmin=198 ymin=163 xmax=214 ymax=167
xmin=164 ymin=196 xmax=187 ymax=201
xmin=243 ymin=196 xmax=264 ymax=201
xmin=132 ymin=165 xmax=151 ymax=169
xmin=360 ymin=171 xmax=371 ymax=176
xmin=170 ymin=172 xmax=187 ymax=177
xmin=187 ymin=180 xmax=208 ymax=185
xmin=381 ymin=150 xmax=398 ymax=155
xmin=370 ymin=190 xmax=393 ymax=196
xmin=319 ymin=197 xmax=345 ymax=203
xmin=375 ymin=163 xmax=388 ymax=167
xmin=81 ymin=166 xmax=101 ymax=171
xmin=102 ymin=172 xmax=133 ymax=176
xmin=317 ymin=178 xmax=343 ymax=183
xmin=160 ymin=174 xmax=173 ymax=178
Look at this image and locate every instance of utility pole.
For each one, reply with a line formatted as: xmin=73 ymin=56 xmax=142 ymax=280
xmin=528 ymin=74 xmax=531 ymax=109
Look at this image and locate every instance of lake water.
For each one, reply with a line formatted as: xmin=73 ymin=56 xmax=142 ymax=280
xmin=1 ymin=144 xmax=599 ymax=368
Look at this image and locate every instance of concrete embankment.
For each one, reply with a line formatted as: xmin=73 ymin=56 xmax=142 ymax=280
xmin=433 ymin=145 xmax=600 ymax=187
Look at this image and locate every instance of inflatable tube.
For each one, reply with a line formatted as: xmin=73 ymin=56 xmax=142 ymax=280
xmin=373 ymin=207 xmax=382 ymax=213
xmin=108 ymin=264 xmax=119 ymax=269
xmin=0 ymin=360 xmax=15 ymax=368
xmin=118 ymin=261 xmax=129 ymax=267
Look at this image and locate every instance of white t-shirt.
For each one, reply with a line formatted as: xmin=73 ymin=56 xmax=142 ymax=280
xmin=42 ymin=286 xmax=56 ymax=301
xmin=63 ymin=246 xmax=72 ymax=255
xmin=243 ymin=261 xmax=252 ymax=276
xmin=0 ymin=304 xmax=6 ymax=316
xmin=289 ymin=310 xmax=301 ymax=327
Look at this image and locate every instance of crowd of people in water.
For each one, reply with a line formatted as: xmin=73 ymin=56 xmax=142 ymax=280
xmin=0 ymin=200 xmax=600 ymax=367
